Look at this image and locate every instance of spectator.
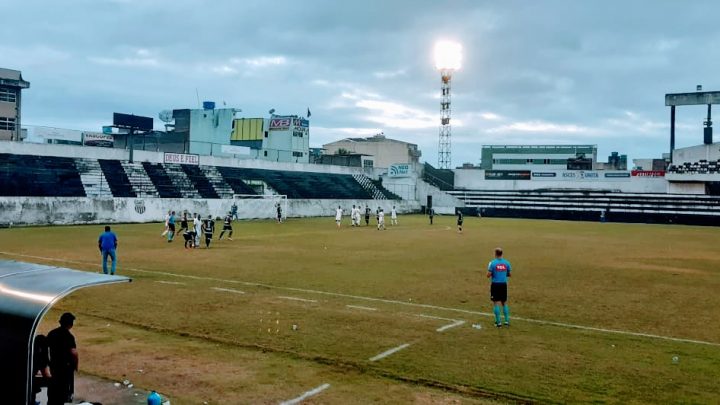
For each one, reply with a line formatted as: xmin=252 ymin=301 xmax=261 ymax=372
xmin=47 ymin=313 xmax=78 ymax=405
xmin=98 ymin=225 xmax=118 ymax=275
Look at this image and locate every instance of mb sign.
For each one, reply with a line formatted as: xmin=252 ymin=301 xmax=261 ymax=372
xmin=389 ymin=164 xmax=410 ymax=177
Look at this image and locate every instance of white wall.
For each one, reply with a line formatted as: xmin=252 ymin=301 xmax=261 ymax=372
xmin=667 ymin=182 xmax=706 ymax=195
xmin=672 ymin=142 xmax=720 ymax=163
xmin=0 ymin=197 xmax=420 ymax=227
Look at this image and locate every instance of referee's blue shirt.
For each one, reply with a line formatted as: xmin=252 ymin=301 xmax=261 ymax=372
xmin=488 ymin=258 xmax=511 ymax=283
xmin=99 ymin=231 xmax=117 ymax=251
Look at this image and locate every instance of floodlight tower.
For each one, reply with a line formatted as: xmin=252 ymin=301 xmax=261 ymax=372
xmin=434 ymin=41 xmax=462 ymax=169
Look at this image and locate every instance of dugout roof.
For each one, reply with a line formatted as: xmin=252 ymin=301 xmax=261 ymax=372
xmin=0 ymin=259 xmax=131 ymax=404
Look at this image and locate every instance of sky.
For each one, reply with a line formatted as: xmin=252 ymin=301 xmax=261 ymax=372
xmin=4 ymin=0 xmax=720 ymax=166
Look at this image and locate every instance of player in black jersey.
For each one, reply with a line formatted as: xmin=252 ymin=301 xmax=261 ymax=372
xmin=219 ymin=213 xmax=233 ymax=240
xmin=364 ymin=205 xmax=371 ymax=226
xmin=202 ymin=215 xmax=215 ymax=248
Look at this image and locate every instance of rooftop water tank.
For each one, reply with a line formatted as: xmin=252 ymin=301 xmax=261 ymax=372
xmin=203 ymin=101 xmax=216 ymax=110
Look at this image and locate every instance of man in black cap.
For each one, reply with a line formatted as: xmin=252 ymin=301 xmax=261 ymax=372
xmin=47 ymin=312 xmax=78 ymax=405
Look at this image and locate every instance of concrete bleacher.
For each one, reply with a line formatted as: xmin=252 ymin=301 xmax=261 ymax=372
xmin=668 ymin=159 xmax=720 ymax=174
xmin=0 ymin=153 xmax=85 ymax=197
xmin=98 ymin=159 xmax=136 ymax=197
xmin=450 ymin=189 xmax=720 ymax=225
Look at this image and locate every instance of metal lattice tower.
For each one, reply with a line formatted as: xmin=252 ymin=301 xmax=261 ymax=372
xmin=438 ymin=69 xmax=452 ymax=169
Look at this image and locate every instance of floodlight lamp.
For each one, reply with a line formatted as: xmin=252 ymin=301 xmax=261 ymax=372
xmin=434 ymin=41 xmax=462 ymax=70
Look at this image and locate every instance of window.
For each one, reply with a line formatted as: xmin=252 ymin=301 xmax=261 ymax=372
xmin=0 ymin=88 xmax=16 ymax=103
xmin=292 ymin=151 xmax=303 ymax=157
xmin=264 ymin=131 xmax=268 ymax=138
xmin=263 ymin=150 xmax=268 ymax=157
xmin=0 ymin=117 xmax=15 ymax=131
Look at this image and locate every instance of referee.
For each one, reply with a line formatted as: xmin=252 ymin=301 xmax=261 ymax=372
xmin=487 ymin=247 xmax=511 ymax=327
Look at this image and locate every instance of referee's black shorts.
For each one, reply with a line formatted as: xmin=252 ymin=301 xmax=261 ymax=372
xmin=490 ymin=282 xmax=508 ymax=302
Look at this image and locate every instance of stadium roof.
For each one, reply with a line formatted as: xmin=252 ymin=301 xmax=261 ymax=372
xmin=0 ymin=260 xmax=130 ymax=404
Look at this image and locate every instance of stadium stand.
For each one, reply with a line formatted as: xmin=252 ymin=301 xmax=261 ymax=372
xmin=75 ymin=158 xmax=113 ymax=198
xmin=423 ymin=163 xmax=455 ymax=191
xmin=120 ymin=162 xmax=159 ymax=197
xmin=98 ymin=159 xmax=136 ymax=197
xmin=450 ymin=189 xmax=720 ymax=225
xmin=180 ymin=164 xmax=220 ymax=199
xmin=141 ymin=162 xmax=183 ymax=198
xmin=668 ymin=159 xmax=720 ymax=174
xmin=0 ymin=153 xmax=85 ymax=197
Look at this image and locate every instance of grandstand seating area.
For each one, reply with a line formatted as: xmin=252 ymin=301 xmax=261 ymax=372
xmin=450 ymin=189 xmax=720 ymax=226
xmin=423 ymin=163 xmax=455 ymax=191
xmin=668 ymin=160 xmax=720 ymax=174
xmin=0 ymin=153 xmax=399 ymax=200
xmin=0 ymin=153 xmax=85 ymax=197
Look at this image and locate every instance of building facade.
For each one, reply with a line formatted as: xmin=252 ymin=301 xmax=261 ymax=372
xmin=231 ymin=115 xmax=310 ymax=163
xmin=0 ymin=68 xmax=30 ymax=141
xmin=479 ymin=145 xmax=598 ymax=170
xmin=322 ymin=134 xmax=421 ymax=169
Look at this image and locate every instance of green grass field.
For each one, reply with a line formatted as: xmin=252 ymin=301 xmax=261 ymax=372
xmin=2 ymin=215 xmax=719 ymax=404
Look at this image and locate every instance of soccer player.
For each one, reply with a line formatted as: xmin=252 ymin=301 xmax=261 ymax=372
xmin=202 ymin=215 xmax=215 ymax=248
xmin=219 ymin=212 xmax=234 ymax=240
xmin=377 ymin=208 xmax=386 ymax=230
xmin=350 ymin=205 xmax=357 ymax=226
xmin=457 ymin=209 xmax=464 ymax=233
xmin=391 ymin=205 xmax=398 ymax=226
xmin=429 ymin=207 xmax=435 ymax=225
xmin=161 ymin=210 xmax=170 ymax=236
xmin=276 ymin=203 xmax=283 ymax=223
xmin=98 ymin=225 xmax=118 ymax=275
xmin=231 ymin=203 xmax=239 ymax=221
xmin=167 ymin=211 xmax=176 ymax=242
xmin=487 ymin=247 xmax=511 ymax=327
xmin=182 ymin=227 xmax=196 ymax=249
xmin=364 ymin=205 xmax=371 ymax=226
xmin=179 ymin=211 xmax=189 ymax=235
xmin=193 ymin=213 xmax=202 ymax=248
xmin=335 ymin=206 xmax=343 ymax=228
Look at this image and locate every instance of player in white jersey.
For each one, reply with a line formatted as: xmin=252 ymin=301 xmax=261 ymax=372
xmin=161 ymin=210 xmax=170 ymax=236
xmin=377 ymin=208 xmax=386 ymax=230
xmin=193 ymin=213 xmax=202 ymax=248
xmin=351 ymin=205 xmax=357 ymax=226
xmin=391 ymin=206 xmax=398 ymax=226
xmin=335 ymin=206 xmax=343 ymax=228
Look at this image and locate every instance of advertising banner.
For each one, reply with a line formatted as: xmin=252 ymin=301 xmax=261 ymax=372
xmin=34 ymin=126 xmax=82 ymax=143
xmin=631 ymin=170 xmax=665 ymax=177
xmin=269 ymin=116 xmax=292 ymax=131
xmin=389 ymin=163 xmax=411 ymax=178
xmin=485 ymin=170 xmax=531 ymax=180
xmin=164 ymin=152 xmax=200 ymax=165
xmin=531 ymin=172 xmax=557 ymax=178
xmin=604 ymin=172 xmax=631 ymax=178
xmin=82 ymin=132 xmax=114 ymax=147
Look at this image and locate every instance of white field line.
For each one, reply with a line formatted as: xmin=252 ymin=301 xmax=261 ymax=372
xmin=278 ymin=296 xmax=317 ymax=303
xmin=2 ymin=251 xmax=719 ymax=347
xmin=212 ymin=287 xmax=245 ymax=294
xmin=369 ymin=343 xmax=411 ymax=362
xmin=436 ymin=320 xmax=465 ymax=332
xmin=346 ymin=305 xmax=377 ymax=311
xmin=279 ymin=383 xmax=330 ymax=405
xmin=415 ymin=314 xmax=466 ymax=332
xmin=155 ymin=280 xmax=186 ymax=285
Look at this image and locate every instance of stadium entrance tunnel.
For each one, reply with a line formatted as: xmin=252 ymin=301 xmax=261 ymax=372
xmin=0 ymin=260 xmax=131 ymax=404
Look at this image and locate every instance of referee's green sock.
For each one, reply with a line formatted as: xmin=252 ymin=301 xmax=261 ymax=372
xmin=493 ymin=305 xmax=501 ymax=325
xmin=503 ymin=304 xmax=510 ymax=324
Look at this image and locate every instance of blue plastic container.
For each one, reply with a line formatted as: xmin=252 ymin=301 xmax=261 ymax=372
xmin=147 ymin=390 xmax=162 ymax=405
xmin=203 ymin=101 xmax=215 ymax=110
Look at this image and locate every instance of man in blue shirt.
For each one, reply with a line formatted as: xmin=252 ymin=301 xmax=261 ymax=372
xmin=487 ymin=247 xmax=511 ymax=327
xmin=98 ymin=225 xmax=118 ymax=275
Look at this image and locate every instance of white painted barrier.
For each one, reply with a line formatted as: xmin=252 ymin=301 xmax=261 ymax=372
xmin=0 ymin=197 xmax=420 ymax=226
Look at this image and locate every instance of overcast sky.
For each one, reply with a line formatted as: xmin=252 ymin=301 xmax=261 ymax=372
xmin=4 ymin=0 xmax=720 ymax=166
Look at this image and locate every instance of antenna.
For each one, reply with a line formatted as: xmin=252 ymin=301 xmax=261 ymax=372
xmin=195 ymin=88 xmax=201 ymax=108
xmin=268 ymin=108 xmax=276 ymax=115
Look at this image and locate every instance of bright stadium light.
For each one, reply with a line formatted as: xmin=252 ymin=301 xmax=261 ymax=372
xmin=434 ymin=40 xmax=462 ymax=71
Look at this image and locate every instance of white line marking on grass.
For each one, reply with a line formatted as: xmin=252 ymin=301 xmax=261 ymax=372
xmin=212 ymin=287 xmax=245 ymax=294
xmin=279 ymin=383 xmax=330 ymax=405
xmin=2 ymin=251 xmax=719 ymax=347
xmin=346 ymin=305 xmax=377 ymax=311
xmin=436 ymin=320 xmax=465 ymax=332
xmin=155 ymin=280 xmax=186 ymax=285
xmin=416 ymin=314 xmax=459 ymax=322
xmin=278 ymin=296 xmax=317 ymax=303
xmin=369 ymin=343 xmax=411 ymax=362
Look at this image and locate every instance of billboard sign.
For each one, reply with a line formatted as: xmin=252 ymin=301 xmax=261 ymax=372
xmin=389 ymin=163 xmax=410 ymax=177
xmin=113 ymin=113 xmax=153 ymax=131
xmin=164 ymin=152 xmax=199 ymax=165
xmin=269 ymin=116 xmax=292 ymax=131
xmin=485 ymin=170 xmax=531 ymax=180
xmin=293 ymin=118 xmax=309 ymax=128
xmin=604 ymin=172 xmax=631 ymax=178
xmin=33 ymin=126 xmax=82 ymax=143
xmin=631 ymin=170 xmax=665 ymax=177
xmin=531 ymin=172 xmax=557 ymax=178
xmin=82 ymin=132 xmax=114 ymax=147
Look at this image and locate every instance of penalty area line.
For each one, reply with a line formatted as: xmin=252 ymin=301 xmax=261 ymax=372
xmin=346 ymin=305 xmax=377 ymax=311
xmin=279 ymin=383 xmax=330 ymax=405
xmin=212 ymin=287 xmax=246 ymax=294
xmin=1 ymin=251 xmax=719 ymax=347
xmin=278 ymin=296 xmax=317 ymax=303
xmin=155 ymin=280 xmax=186 ymax=285
xmin=369 ymin=343 xmax=411 ymax=362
